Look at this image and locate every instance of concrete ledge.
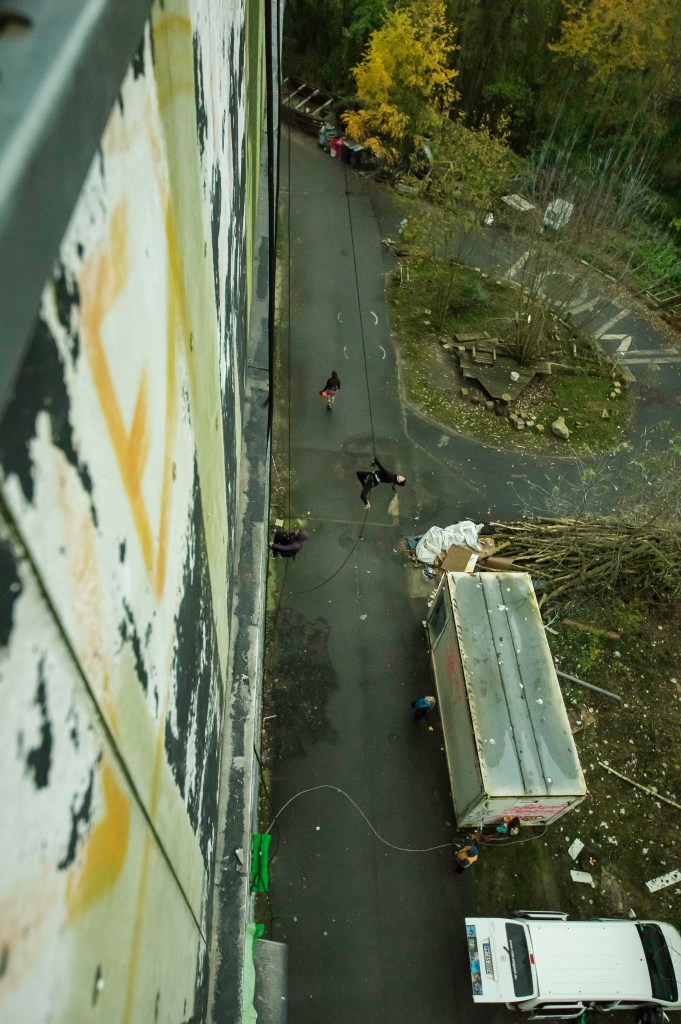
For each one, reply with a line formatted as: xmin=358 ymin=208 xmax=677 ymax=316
xmin=208 ymin=122 xmax=272 ymax=1024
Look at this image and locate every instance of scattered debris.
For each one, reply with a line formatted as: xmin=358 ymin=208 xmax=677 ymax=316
xmin=557 ymin=669 xmax=621 ymax=702
xmin=645 ymin=869 xmax=681 ymax=893
xmin=570 ymin=869 xmax=595 ymax=887
xmin=597 ymin=761 xmax=681 ymax=811
xmin=563 ymin=618 xmax=621 ymax=640
xmin=568 ymin=838 xmax=585 ymax=860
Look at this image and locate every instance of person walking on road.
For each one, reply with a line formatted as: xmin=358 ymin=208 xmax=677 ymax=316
xmin=320 ymin=370 xmax=341 ymax=409
xmin=411 ymin=695 xmax=436 ymax=725
xmin=356 ymin=456 xmax=406 ymax=509
xmin=454 ymin=843 xmax=479 ymax=874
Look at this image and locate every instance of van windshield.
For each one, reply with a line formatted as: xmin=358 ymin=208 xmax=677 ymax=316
xmin=637 ymin=923 xmax=678 ymax=1003
xmin=505 ymin=923 xmax=534 ymax=997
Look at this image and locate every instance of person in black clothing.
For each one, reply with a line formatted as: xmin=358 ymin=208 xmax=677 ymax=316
xmin=356 ymin=457 xmax=406 ymax=509
xmin=270 ymin=529 xmax=310 ymax=559
xmin=320 ymin=370 xmax=341 ymax=409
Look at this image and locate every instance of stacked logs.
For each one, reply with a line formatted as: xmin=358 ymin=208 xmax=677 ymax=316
xmin=489 ymin=516 xmax=681 ymax=607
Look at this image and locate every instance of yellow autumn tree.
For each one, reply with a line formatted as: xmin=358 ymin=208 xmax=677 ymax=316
xmin=550 ymin=0 xmax=673 ymax=82
xmin=342 ymin=0 xmax=459 ymax=167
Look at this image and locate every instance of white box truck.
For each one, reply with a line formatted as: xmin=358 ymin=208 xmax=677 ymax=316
xmin=465 ymin=913 xmax=681 ymax=1018
xmin=425 ymin=572 xmax=586 ymax=827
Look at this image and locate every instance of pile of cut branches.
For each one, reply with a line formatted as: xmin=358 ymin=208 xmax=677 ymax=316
xmin=490 ymin=515 xmax=681 ymax=608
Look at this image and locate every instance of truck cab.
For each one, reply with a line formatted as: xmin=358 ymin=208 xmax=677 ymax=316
xmin=465 ymin=914 xmax=681 ymax=1019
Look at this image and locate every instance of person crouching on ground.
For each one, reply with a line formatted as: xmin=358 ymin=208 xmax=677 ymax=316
xmin=455 ymin=843 xmax=479 ymax=873
xmin=411 ymin=695 xmax=436 ymax=726
xmin=270 ymin=529 xmax=310 ymax=559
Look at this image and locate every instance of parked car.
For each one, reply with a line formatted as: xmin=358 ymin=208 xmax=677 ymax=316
xmin=465 ymin=912 xmax=681 ymax=1019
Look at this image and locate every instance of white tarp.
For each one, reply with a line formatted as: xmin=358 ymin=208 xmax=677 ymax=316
xmin=415 ymin=521 xmax=484 ymax=565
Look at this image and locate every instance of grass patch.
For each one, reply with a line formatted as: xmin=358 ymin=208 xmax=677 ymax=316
xmin=390 ymin=258 xmax=634 ymax=454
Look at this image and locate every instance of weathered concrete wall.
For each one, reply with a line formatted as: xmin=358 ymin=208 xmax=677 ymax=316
xmin=0 ymin=0 xmax=269 ymax=1020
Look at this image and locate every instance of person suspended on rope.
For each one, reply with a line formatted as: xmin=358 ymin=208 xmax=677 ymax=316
xmin=270 ymin=528 xmax=311 ymax=559
xmin=356 ymin=456 xmax=406 ymax=509
xmin=320 ymin=370 xmax=341 ymax=409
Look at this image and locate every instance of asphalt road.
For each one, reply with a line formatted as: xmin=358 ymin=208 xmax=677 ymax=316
xmin=265 ymin=128 xmax=681 ymax=1023
xmin=265 ymin=129 xmax=548 ymax=1024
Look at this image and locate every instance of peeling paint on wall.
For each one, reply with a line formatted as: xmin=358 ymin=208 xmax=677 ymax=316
xmin=0 ymin=0 xmax=262 ymax=1018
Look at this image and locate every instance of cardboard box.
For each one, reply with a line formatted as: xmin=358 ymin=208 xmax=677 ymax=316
xmin=441 ymin=545 xmax=479 ymax=573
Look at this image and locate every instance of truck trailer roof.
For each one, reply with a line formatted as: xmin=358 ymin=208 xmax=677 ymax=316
xmin=443 ymin=572 xmax=585 ymax=800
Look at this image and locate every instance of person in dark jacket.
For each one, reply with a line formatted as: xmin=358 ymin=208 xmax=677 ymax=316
xmin=356 ymin=456 xmax=406 ymax=508
xmin=270 ymin=529 xmax=310 ymax=559
xmin=320 ymin=370 xmax=341 ymax=409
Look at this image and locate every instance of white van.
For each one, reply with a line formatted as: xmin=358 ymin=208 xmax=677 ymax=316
xmin=466 ymin=913 xmax=681 ymax=1019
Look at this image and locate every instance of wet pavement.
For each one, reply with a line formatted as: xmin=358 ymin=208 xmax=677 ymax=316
xmin=264 ymin=128 xmax=681 ymax=1023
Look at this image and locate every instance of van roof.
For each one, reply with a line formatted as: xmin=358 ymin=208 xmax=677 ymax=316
xmin=529 ymin=920 xmax=652 ymax=1000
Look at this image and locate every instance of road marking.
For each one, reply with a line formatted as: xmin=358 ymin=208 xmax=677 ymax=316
xmin=567 ymin=296 xmax=599 ymax=315
xmin=370 ymin=311 xmax=378 ymax=325
xmin=343 ymin=346 xmax=348 ymax=359
xmin=598 ymin=334 xmax=632 ymax=352
xmin=337 ymin=312 xmax=344 ymax=323
xmin=620 ymin=356 xmax=681 ymax=365
xmin=618 ymin=348 xmax=680 ymax=357
xmin=505 ymin=250 xmax=530 ymax=280
xmin=594 ymin=309 xmax=628 ymax=337
xmin=378 ymin=345 xmax=386 ymax=359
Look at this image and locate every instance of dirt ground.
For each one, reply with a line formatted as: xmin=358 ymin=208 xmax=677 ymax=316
xmin=472 ymin=597 xmax=681 ymax=928
xmin=389 ymin=259 xmax=634 ymax=454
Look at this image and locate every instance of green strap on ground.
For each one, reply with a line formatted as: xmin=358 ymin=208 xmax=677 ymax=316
xmin=251 ymin=833 xmax=271 ymax=892
xmin=242 ymin=922 xmax=265 ymax=1024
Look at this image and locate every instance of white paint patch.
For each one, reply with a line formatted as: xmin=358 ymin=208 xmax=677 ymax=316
xmin=378 ymin=346 xmax=386 ymax=360
xmin=337 ymin=312 xmax=344 ymax=323
xmin=619 ymin=347 xmax=677 ymax=356
xmin=370 ymin=311 xmax=378 ymax=325
xmin=505 ymin=251 xmax=530 ymax=281
xmin=623 ymin=356 xmax=681 ymax=365
xmin=597 ymin=334 xmax=632 ymax=352
xmin=567 ymin=296 xmax=598 ymax=316
xmin=594 ymin=309 xmax=628 ymax=337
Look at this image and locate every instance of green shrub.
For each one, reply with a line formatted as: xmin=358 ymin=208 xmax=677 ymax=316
xmin=448 ymin=278 xmax=489 ymax=315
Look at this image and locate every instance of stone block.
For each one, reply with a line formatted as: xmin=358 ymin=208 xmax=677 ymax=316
xmin=551 ymin=415 xmax=570 ymax=440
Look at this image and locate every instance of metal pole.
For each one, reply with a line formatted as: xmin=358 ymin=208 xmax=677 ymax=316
xmin=556 ymin=669 xmax=621 ymax=702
